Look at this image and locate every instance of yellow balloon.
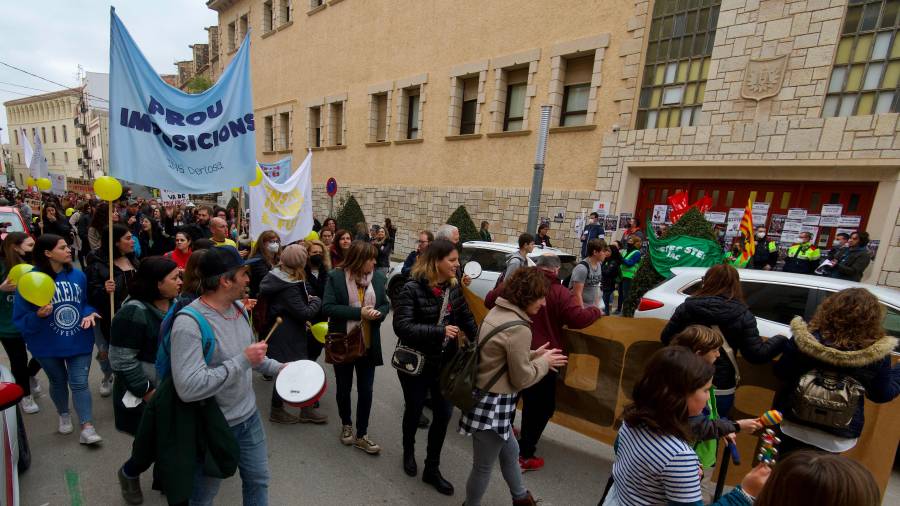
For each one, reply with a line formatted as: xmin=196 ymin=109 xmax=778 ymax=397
xmin=94 ymin=176 xmax=123 ymax=201
xmin=36 ymin=178 xmax=52 ymax=191
xmin=25 ymin=177 xmax=35 ymax=187
xmin=65 ymin=208 xmax=75 ymax=217
xmin=232 ymin=187 xmax=242 ymax=193
xmin=310 ymin=322 xmax=328 ymax=344
xmin=17 ymin=271 xmax=55 ymax=307
xmin=249 ymin=167 xmax=264 ymax=187
xmin=304 ymin=231 xmax=320 ymax=242
xmin=7 ymin=264 xmax=34 ymax=284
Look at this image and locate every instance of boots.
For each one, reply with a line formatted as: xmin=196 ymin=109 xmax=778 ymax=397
xmin=512 ymin=491 xmax=537 ymax=506
xmin=269 ymin=406 xmax=300 ymax=424
xmin=403 ymin=449 xmax=417 ymax=477
xmin=422 ymin=466 xmax=454 ymax=496
xmin=299 ymin=406 xmax=328 ymax=424
xmin=118 ymin=466 xmax=144 ymax=505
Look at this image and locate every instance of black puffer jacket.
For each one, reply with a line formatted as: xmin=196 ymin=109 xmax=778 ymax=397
xmin=661 ymin=295 xmax=788 ymax=391
xmin=392 ymin=278 xmax=478 ymax=375
xmin=773 ymin=318 xmax=899 ymax=439
xmin=259 ymin=268 xmax=321 ymax=363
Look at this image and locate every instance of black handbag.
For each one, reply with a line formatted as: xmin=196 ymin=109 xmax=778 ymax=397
xmin=392 ymin=289 xmax=450 ymax=376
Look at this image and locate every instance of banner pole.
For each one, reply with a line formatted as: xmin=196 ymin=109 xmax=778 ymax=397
xmin=108 ymin=203 xmax=114 ymax=318
xmin=238 ymin=187 xmax=243 ymax=236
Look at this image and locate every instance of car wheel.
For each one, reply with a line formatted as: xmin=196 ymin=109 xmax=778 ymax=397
xmin=15 ymin=406 xmax=30 ymax=473
xmin=387 ymin=273 xmax=409 ymax=306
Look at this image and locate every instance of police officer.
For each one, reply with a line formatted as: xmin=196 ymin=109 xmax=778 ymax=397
xmin=750 ymin=226 xmax=778 ymax=270
xmin=782 ymin=231 xmax=820 ymax=274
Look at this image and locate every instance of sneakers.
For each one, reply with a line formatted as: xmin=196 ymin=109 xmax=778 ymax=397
xmin=118 ymin=466 xmax=144 ymax=505
xmin=79 ymin=425 xmax=103 ymax=445
xmin=298 ymin=407 xmax=328 ymax=424
xmin=340 ymin=425 xmax=355 ymax=445
xmin=29 ymin=376 xmax=42 ymax=396
xmin=100 ymin=375 xmax=113 ymax=397
xmin=20 ymin=395 xmax=39 ymax=414
xmin=58 ymin=414 xmax=74 ymax=434
xmin=354 ymin=435 xmax=381 ymax=455
xmin=269 ymin=407 xmax=300 ymax=424
xmin=519 ymin=456 xmax=545 ymax=472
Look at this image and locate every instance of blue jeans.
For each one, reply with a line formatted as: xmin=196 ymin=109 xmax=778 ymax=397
xmin=37 ymin=354 xmax=93 ymax=425
xmin=601 ymin=290 xmax=614 ymax=315
xmin=190 ymin=411 xmax=270 ymax=506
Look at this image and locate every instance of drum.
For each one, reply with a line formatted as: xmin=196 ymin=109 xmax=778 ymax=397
xmin=275 ymin=360 xmax=327 ymax=408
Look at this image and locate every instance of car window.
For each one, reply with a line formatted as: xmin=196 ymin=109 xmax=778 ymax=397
xmin=742 ymin=281 xmax=815 ymax=325
xmin=0 ymin=212 xmax=24 ymax=233
xmin=883 ymin=305 xmax=900 ymax=340
xmin=462 ymin=248 xmax=508 ymax=273
xmin=681 ymin=280 xmax=702 ymax=295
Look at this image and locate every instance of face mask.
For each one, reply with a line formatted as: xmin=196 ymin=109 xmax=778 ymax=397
xmin=756 ymin=233 xmax=765 ymax=239
xmin=266 ymin=242 xmax=280 ymax=253
xmin=832 ymin=240 xmax=842 ymax=247
xmin=309 ymin=255 xmax=323 ymax=268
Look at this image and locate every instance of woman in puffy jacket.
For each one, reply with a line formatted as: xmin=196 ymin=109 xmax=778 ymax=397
xmin=392 ymin=239 xmax=478 ymax=496
xmin=660 ymin=264 xmax=787 ymax=417
xmin=773 ymin=288 xmax=899 ymax=456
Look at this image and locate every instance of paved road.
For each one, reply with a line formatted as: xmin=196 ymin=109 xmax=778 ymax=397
xmin=6 ymin=314 xmax=900 ymax=505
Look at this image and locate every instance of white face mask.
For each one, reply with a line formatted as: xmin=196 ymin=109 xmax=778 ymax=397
xmin=832 ymin=240 xmax=842 ymax=247
xmin=266 ymin=242 xmax=280 ymax=253
xmin=756 ymin=233 xmax=765 ymax=239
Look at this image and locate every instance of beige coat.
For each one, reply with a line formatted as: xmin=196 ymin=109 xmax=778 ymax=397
xmin=476 ymin=297 xmax=551 ymax=394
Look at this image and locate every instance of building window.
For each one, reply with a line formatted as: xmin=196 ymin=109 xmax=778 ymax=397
xmin=636 ymin=0 xmax=720 ymax=129
xmin=227 ymin=22 xmax=236 ymax=52
xmin=397 ymin=83 xmax=425 ymax=140
xmin=328 ymin=101 xmax=345 ymax=146
xmin=264 ymin=115 xmax=275 ymax=151
xmin=824 ymin=0 xmax=900 ymax=117
xmin=460 ymin=77 xmax=478 ymax=134
xmin=263 ymin=1 xmax=274 ymax=32
xmin=52 ymin=126 xmax=57 ymax=143
xmin=560 ymin=55 xmax=593 ymax=126
xmin=308 ymin=106 xmax=322 ymax=147
xmin=310 ymin=0 xmax=323 ymax=8
xmin=51 ymin=152 xmax=56 ymax=164
xmin=279 ymin=111 xmax=291 ymax=150
xmin=279 ymin=0 xmax=292 ymax=25
xmin=503 ymin=68 xmax=528 ymax=131
xmin=62 ymin=125 xmax=67 ymax=143
xmin=239 ymin=14 xmax=249 ymax=42
xmin=16 ymin=154 xmax=20 ymax=164
xmin=369 ymin=92 xmax=390 ymax=142
xmin=406 ymin=93 xmax=420 ymax=139
xmin=64 ymin=152 xmax=69 ymax=163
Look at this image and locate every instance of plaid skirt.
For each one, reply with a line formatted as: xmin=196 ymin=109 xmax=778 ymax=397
xmin=458 ymin=390 xmax=517 ymax=440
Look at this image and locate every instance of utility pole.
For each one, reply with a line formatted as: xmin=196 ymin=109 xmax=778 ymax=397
xmin=526 ymin=105 xmax=552 ymax=235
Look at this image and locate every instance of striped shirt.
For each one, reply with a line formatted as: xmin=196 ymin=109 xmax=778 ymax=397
xmin=611 ymin=422 xmax=703 ymax=506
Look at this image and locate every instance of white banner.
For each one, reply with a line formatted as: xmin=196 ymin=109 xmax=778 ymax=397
xmin=249 ymin=151 xmax=314 ymax=245
xmin=50 ymin=173 xmax=66 ymax=195
xmin=161 ymin=190 xmax=190 ymax=206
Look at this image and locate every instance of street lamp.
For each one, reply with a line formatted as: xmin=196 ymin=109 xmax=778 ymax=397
xmin=526 ymin=105 xmax=552 ymax=235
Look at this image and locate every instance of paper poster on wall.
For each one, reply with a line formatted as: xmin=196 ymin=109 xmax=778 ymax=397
xmin=553 ymin=210 xmax=566 ymax=223
xmin=752 ymin=202 xmax=770 ymax=213
xmin=768 ymin=214 xmax=786 ymax=235
xmin=803 ymin=214 xmax=820 ymax=226
xmin=821 ymin=204 xmax=843 ymax=216
xmin=727 ymin=208 xmax=744 ymax=222
xmin=867 ymin=240 xmax=880 ymax=260
xmin=780 ymin=231 xmax=799 ymax=244
xmin=820 ymin=215 xmax=841 ymax=227
xmin=782 ymin=220 xmax=803 ymax=233
xmin=573 ymin=215 xmax=585 ymax=237
xmin=617 ymin=213 xmax=632 ymax=229
xmin=838 ymin=215 xmax=861 ymax=227
xmin=752 ymin=213 xmax=769 ymax=227
xmin=592 ymin=201 xmax=611 ymax=216
xmin=604 ymin=215 xmax=618 ymax=232
xmin=787 ymin=208 xmax=808 ymax=220
xmin=704 ymin=211 xmax=727 ymax=224
xmin=651 ymin=205 xmax=668 ymax=224
xmin=540 ymin=216 xmax=550 ymax=227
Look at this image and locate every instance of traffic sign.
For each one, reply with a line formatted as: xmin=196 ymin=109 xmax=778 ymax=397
xmin=326 ymin=177 xmax=338 ymax=197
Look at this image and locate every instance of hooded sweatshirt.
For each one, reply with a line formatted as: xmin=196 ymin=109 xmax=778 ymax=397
xmin=258 ymin=267 xmax=321 ymax=363
xmin=661 ymin=295 xmax=788 ymax=392
xmin=12 ymin=268 xmax=97 ymax=358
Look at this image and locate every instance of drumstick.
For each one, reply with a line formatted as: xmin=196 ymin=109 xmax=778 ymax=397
xmin=261 ymin=317 xmax=284 ymax=344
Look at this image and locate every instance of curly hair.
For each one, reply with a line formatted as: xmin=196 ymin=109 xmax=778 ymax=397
xmin=808 ymin=288 xmax=886 ymax=350
xmin=502 ymin=267 xmax=548 ymax=309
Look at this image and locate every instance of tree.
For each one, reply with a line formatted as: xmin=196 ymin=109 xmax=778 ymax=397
xmin=336 ymin=194 xmax=366 ymax=233
xmin=446 ymin=205 xmax=479 ymax=243
xmin=184 ymin=76 xmax=213 ymax=94
xmin=622 ymin=207 xmax=717 ymax=316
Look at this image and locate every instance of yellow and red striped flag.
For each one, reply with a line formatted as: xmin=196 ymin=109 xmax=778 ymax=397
xmin=739 ymin=198 xmax=755 ymax=261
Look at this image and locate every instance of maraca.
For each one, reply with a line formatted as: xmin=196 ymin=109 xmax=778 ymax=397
xmin=757 ymin=410 xmax=783 ymax=427
xmin=756 ymin=428 xmax=781 ymax=466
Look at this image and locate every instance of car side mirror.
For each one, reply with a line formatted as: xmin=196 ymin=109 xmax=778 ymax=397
xmin=0 ymin=382 xmax=24 ymax=411
xmin=463 ymin=261 xmax=483 ymax=279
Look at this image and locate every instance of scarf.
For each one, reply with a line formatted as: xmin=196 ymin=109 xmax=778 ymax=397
xmin=345 ymin=270 xmax=376 ymax=347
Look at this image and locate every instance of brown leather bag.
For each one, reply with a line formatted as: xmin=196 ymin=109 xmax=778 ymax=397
xmin=324 ymin=325 xmax=366 ymax=364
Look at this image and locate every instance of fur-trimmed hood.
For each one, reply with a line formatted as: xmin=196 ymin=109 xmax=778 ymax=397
xmin=790 ymin=316 xmax=897 ymax=368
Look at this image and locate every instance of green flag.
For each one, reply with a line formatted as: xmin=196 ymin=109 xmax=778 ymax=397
xmin=647 ymin=221 xmax=724 ymax=278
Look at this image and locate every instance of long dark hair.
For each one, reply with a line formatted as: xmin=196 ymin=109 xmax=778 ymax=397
xmin=129 ymin=256 xmax=178 ymax=303
xmin=102 ymin=224 xmax=135 ymax=260
xmin=90 ymin=202 xmax=111 ymax=231
xmin=621 ymin=347 xmax=714 ymax=441
xmin=1 ymin=232 xmax=30 ymax=272
xmin=33 ymin=234 xmax=71 ymax=275
xmin=692 ymin=263 xmax=744 ymax=302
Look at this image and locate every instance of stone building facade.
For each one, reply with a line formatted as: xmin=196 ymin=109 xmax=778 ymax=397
xmin=205 ymin=0 xmax=900 ymax=287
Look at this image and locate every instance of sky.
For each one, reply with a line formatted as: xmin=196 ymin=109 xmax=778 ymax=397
xmin=0 ymin=1 xmax=219 ymax=144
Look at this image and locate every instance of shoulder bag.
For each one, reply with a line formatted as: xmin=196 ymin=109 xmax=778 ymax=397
xmin=392 ymin=288 xmax=450 ymax=376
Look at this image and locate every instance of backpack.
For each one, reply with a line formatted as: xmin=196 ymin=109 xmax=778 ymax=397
xmin=790 ymin=368 xmax=865 ymax=430
xmin=562 ymin=260 xmax=590 ymax=288
xmin=439 ymin=320 xmax=528 ymax=412
xmin=493 ymin=255 xmax=527 ymax=289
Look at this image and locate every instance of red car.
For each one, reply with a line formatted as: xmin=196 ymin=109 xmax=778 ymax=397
xmin=0 ymin=207 xmax=31 ymax=241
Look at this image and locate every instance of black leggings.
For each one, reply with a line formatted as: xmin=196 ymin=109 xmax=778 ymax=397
xmin=0 ymin=338 xmax=41 ymax=395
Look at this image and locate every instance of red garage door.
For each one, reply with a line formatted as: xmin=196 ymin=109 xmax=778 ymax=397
xmin=634 ymin=179 xmax=877 ymax=247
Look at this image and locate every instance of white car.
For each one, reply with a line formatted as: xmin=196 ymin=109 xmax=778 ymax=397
xmin=634 ymin=267 xmax=900 ymax=341
xmin=0 ymin=364 xmax=29 ymax=506
xmin=386 ymin=241 xmax=578 ymax=302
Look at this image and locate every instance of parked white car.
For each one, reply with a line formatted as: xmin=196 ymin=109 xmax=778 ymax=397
xmin=0 ymin=364 xmax=29 ymax=506
xmin=386 ymin=241 xmax=578 ymax=302
xmin=634 ymin=267 xmax=900 ymax=341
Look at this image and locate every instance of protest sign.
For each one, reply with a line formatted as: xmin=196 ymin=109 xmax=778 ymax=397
xmin=617 ymin=213 xmax=632 ymax=229
xmin=249 ymin=151 xmax=314 ymax=245
xmin=108 ymin=8 xmax=256 ymax=193
xmin=651 ymin=205 xmax=668 ymax=224
xmin=787 ymin=208 xmax=807 ymax=220
xmin=782 ymin=220 xmax=803 ymax=233
xmin=803 ymin=214 xmax=820 ymax=226
xmin=704 ymin=211 xmax=726 ymax=224
xmin=820 ymin=215 xmax=841 ymax=227
xmin=160 ymin=190 xmax=190 ymax=206
xmin=49 ymin=173 xmax=66 ymax=195
xmin=838 ymin=215 xmax=862 ymax=227
xmin=259 ymin=156 xmax=292 ymax=184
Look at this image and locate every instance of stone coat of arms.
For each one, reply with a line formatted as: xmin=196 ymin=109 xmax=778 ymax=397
xmin=741 ymin=55 xmax=788 ymax=102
